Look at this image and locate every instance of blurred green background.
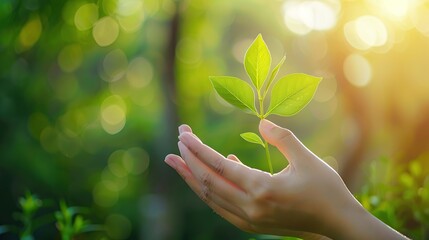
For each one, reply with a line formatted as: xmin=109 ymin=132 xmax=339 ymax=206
xmin=1 ymin=0 xmax=429 ymax=239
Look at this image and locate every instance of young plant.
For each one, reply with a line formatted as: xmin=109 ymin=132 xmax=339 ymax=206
xmin=0 ymin=192 xmax=104 ymax=240
xmin=55 ymin=201 xmax=103 ymax=240
xmin=210 ymin=34 xmax=321 ymax=174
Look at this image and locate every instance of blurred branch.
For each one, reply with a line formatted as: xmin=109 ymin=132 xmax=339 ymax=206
xmin=328 ymin=31 xmax=371 ymax=189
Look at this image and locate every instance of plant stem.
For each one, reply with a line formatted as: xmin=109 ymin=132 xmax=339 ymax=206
xmin=257 ymin=89 xmax=273 ymax=174
xmin=264 ymin=140 xmax=273 ymax=174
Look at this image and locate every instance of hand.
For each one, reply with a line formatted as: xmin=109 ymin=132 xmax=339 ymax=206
xmin=165 ymin=120 xmax=408 ymax=240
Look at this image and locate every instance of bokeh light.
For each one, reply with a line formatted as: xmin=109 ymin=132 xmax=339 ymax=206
xmin=344 ymin=15 xmax=388 ymax=50
xmin=3 ymin=0 xmax=429 ymax=239
xmin=93 ymin=16 xmax=120 ymax=47
xmin=412 ymin=3 xmax=429 ymax=36
xmin=366 ymin=0 xmax=416 ymax=20
xmin=283 ymin=0 xmax=340 ymax=35
xmin=126 ymin=57 xmax=153 ymax=88
xmin=343 ymin=54 xmax=372 ymax=87
xmin=18 ymin=15 xmax=42 ymax=50
xmin=314 ymin=75 xmax=337 ymax=103
xmin=74 ymin=3 xmax=99 ymax=31
xmin=116 ymin=0 xmax=145 ymax=33
xmin=58 ymin=44 xmax=83 ymax=72
xmin=102 ymin=49 xmax=128 ymax=82
xmin=105 ymin=214 xmax=132 ymax=240
xmin=93 ymin=181 xmax=119 ymax=207
xmin=100 ymin=95 xmax=127 ymax=135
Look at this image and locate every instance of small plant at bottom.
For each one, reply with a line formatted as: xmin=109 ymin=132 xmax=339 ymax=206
xmin=210 ymin=34 xmax=321 ymax=174
xmin=0 ymin=191 xmax=46 ymax=240
xmin=0 ymin=192 xmax=104 ymax=240
xmin=55 ymin=200 xmax=104 ymax=240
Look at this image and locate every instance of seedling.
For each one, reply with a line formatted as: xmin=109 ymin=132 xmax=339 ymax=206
xmin=210 ymin=34 xmax=321 ymax=174
xmin=55 ymin=201 xmax=103 ymax=240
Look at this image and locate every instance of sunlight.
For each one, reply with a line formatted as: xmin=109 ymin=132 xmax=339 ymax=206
xmin=344 ymin=15 xmax=388 ymax=50
xmin=343 ymin=54 xmax=372 ymax=87
xmin=283 ymin=0 xmax=340 ymax=35
xmin=366 ymin=0 xmax=416 ymax=20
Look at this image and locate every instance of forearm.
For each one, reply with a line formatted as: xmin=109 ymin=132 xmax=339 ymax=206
xmin=329 ymin=200 xmax=409 ymax=240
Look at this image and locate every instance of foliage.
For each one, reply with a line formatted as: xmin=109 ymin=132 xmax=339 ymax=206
xmin=0 ymin=192 xmax=103 ymax=240
xmin=210 ymin=34 xmax=321 ymax=173
xmin=356 ymin=155 xmax=429 ymax=239
xmin=1 ymin=0 xmax=429 ymax=239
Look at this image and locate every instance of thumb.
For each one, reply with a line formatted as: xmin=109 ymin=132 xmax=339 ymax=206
xmin=259 ymin=119 xmax=314 ymax=168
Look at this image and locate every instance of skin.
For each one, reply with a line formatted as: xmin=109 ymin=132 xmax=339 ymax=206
xmin=165 ymin=119 xmax=409 ymax=240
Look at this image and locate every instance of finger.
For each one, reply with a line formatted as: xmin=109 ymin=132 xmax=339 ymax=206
xmin=165 ymin=153 xmax=248 ymax=220
xmin=179 ymin=132 xmax=255 ymax=188
xmin=259 ymin=119 xmax=317 ymax=168
xmin=227 ymin=154 xmax=242 ymax=163
xmin=178 ymin=142 xmax=250 ymax=210
xmin=178 ymin=124 xmax=192 ymax=134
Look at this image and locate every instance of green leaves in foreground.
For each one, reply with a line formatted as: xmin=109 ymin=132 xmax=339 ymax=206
xmin=209 ymin=34 xmax=322 ymax=174
xmin=240 ymin=132 xmax=265 ymax=148
xmin=244 ymin=34 xmax=271 ymax=90
xmin=210 ymin=34 xmax=321 ymax=119
xmin=265 ymin=73 xmax=322 ymax=117
xmin=209 ymin=76 xmax=256 ymax=114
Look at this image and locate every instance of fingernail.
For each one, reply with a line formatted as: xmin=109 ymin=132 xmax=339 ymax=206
xmin=178 ymin=124 xmax=191 ymax=134
xmin=178 ymin=125 xmax=186 ymax=134
xmin=178 ymin=132 xmax=191 ymax=146
xmin=164 ymin=155 xmax=177 ymax=169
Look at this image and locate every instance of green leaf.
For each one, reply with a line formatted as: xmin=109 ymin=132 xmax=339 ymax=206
xmin=209 ymin=76 xmax=257 ymax=114
xmin=240 ymin=132 xmax=265 ymax=148
xmin=244 ymin=34 xmax=272 ymax=90
xmin=265 ymin=56 xmax=286 ymax=94
xmin=265 ymin=73 xmax=321 ymax=117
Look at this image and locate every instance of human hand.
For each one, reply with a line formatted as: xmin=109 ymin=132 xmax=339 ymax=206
xmin=165 ymin=120 xmax=408 ymax=240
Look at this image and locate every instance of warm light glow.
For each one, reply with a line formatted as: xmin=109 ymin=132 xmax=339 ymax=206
xmin=412 ymin=3 xmax=429 ymax=36
xmin=343 ymin=54 xmax=372 ymax=87
xmin=366 ymin=0 xmax=416 ymax=20
xmin=344 ymin=15 xmax=388 ymax=50
xmin=314 ymin=75 xmax=337 ymax=102
xmin=283 ymin=0 xmax=340 ymax=35
xmin=93 ymin=16 xmax=120 ymax=47
xmin=74 ymin=3 xmax=99 ymax=31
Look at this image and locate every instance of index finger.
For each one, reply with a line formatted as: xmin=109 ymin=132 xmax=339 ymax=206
xmin=179 ymin=132 xmax=255 ymax=190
